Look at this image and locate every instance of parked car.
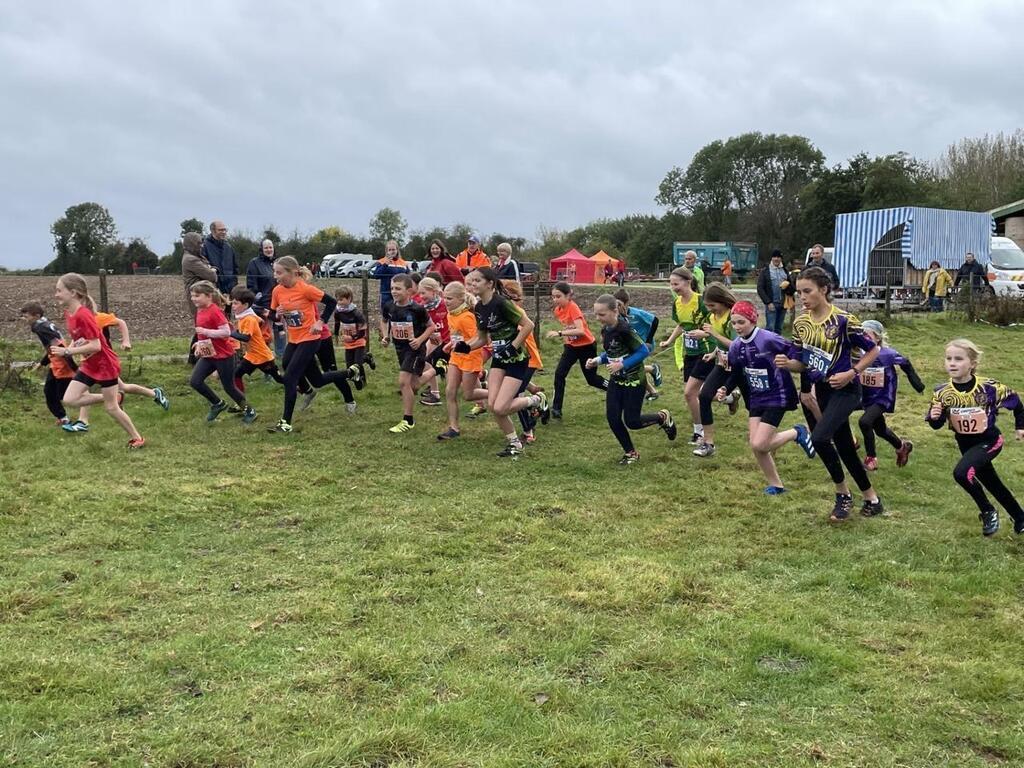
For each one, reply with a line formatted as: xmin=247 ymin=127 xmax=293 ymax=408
xmin=322 ymin=255 xmax=357 ymax=277
xmin=987 ymin=236 xmax=1024 ymax=298
xmin=338 ymin=257 xmax=376 ymax=277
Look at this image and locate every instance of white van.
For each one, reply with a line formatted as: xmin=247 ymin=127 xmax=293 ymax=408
xmin=987 ymin=236 xmax=1024 ymax=297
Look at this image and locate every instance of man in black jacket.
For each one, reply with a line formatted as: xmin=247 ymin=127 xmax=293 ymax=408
xmin=953 ymin=252 xmax=990 ymax=289
xmin=808 ymin=243 xmax=840 ymax=290
xmin=202 ymin=220 xmax=238 ymax=294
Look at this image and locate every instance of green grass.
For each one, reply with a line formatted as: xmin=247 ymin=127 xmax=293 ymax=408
xmin=1 ymin=315 xmax=1024 ymax=767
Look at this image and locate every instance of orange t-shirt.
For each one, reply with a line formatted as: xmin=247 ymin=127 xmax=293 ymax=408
xmin=271 ymin=280 xmax=325 ymax=344
xmin=94 ymin=312 xmax=119 ymax=330
xmin=237 ymin=311 xmax=274 ymax=365
xmin=447 ymin=305 xmax=484 ymax=373
xmin=455 ymin=250 xmax=490 ymax=271
xmin=553 ymin=301 xmax=594 ymax=347
xmin=524 ymin=333 xmax=542 ymax=369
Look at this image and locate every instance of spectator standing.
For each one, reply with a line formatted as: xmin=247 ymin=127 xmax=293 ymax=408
xmin=683 ymin=251 xmax=705 ymax=292
xmin=494 ymin=242 xmax=522 ymax=282
xmin=248 ymin=238 xmax=285 ymax=357
xmin=616 ymin=263 xmax=626 ymax=287
xmin=808 ymin=243 xmax=840 ymax=291
xmin=427 ymin=239 xmax=464 ymax=285
xmin=181 ymin=231 xmax=217 ymax=364
xmin=757 ymin=249 xmax=788 ymax=334
xmin=953 ymin=252 xmax=989 ymax=291
xmin=368 ymin=240 xmax=410 ymax=309
xmin=455 ymin=234 xmax=490 ymax=275
xmin=202 ymin=220 xmax=239 ymax=295
xmin=721 ymin=258 xmax=733 ymax=286
xmin=604 ymin=261 xmax=614 ymax=284
xmin=922 ymin=260 xmax=954 ymax=312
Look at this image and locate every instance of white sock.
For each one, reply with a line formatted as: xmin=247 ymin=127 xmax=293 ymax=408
xmin=506 ymin=431 xmax=519 ymax=443
xmin=693 ymin=424 xmax=704 ymax=435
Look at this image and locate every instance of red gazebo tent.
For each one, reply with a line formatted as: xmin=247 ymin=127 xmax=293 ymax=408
xmin=548 ymin=249 xmax=596 ymax=283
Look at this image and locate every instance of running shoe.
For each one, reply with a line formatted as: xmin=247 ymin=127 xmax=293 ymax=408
xmin=861 ymin=498 xmax=884 ymax=517
xmin=365 ymin=352 xmax=376 ymax=371
xmin=645 ymin=391 xmax=660 ymax=402
xmin=534 ymin=391 xmax=550 ymax=424
xmin=863 ymin=456 xmax=879 ymax=472
xmin=618 ymin=450 xmax=639 ymax=465
xmin=127 ymin=437 xmax=146 ymax=450
xmin=152 ymin=387 xmax=170 ymax=410
xmin=550 ymin=408 xmax=562 ymax=420
xmin=895 ymin=440 xmax=914 ymax=468
xmin=980 ymin=508 xmax=999 ymax=537
xmin=764 ymin=486 xmax=787 ymax=496
xmin=830 ymin=493 xmax=853 ymax=522
xmin=496 ymin=441 xmax=523 ymax=458
xmin=651 ymin=362 xmax=663 ymax=387
xmin=241 ymin=406 xmax=258 ymax=425
xmin=1012 ymin=511 xmax=1024 ymax=536
xmin=389 ymin=420 xmax=415 ymax=434
xmin=469 ymin=404 xmax=488 ymax=419
xmin=793 ymin=424 xmax=816 ymax=458
xmin=299 ymin=390 xmax=317 ymax=411
xmin=693 ymin=442 xmax=716 ymax=458
xmin=524 ymin=432 xmax=536 ymax=444
xmin=437 ymin=428 xmax=461 ymax=441
xmin=727 ymin=389 xmax=740 ymax=415
xmin=61 ymin=420 xmax=89 ymax=433
xmin=345 ymin=402 xmax=358 ymax=415
xmin=658 ymin=409 xmax=677 ymax=441
xmin=206 ymin=402 xmax=229 ymax=422
xmin=419 ymin=392 xmax=442 ymax=407
xmin=226 ymin=405 xmax=244 ymax=415
xmin=688 ymin=432 xmax=703 ymax=446
xmin=267 ymin=419 xmax=293 ymax=433
xmin=57 ymin=417 xmax=71 ymax=428
xmin=348 ymin=364 xmax=365 ymax=391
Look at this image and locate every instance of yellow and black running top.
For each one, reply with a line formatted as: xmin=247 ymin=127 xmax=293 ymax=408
xmin=790 ymin=306 xmax=875 ymax=383
xmin=927 ymin=376 xmax=1023 ymax=443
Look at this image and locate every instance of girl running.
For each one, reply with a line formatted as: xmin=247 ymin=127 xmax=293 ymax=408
xmin=547 ymin=281 xmax=606 ymax=419
xmin=437 ymin=281 xmax=488 ymax=440
xmin=613 ymin=289 xmax=662 ymax=401
xmin=927 ymin=339 xmax=1024 ymax=536
xmin=189 ymin=281 xmax=257 ymax=424
xmin=504 ymin=280 xmax=547 ymax=444
xmin=716 ymin=301 xmax=816 ymax=494
xmin=380 ymin=273 xmax=434 ymax=433
xmin=269 ymin=256 xmax=362 ymax=433
xmin=693 ymin=283 xmax=738 ymax=457
xmin=461 ymin=268 xmax=546 ymax=457
xmin=857 ymin=319 xmax=925 ymax=470
xmin=659 ymin=267 xmax=713 ymax=445
xmin=586 ymin=294 xmax=676 ymax=464
xmin=49 ymin=273 xmax=145 ymax=448
xmin=775 ymin=267 xmax=883 ymax=521
xmin=417 ymin=277 xmax=449 ymax=407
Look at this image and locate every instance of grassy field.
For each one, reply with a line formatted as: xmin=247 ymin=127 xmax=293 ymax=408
xmin=1 ymin=314 xmax=1024 ymax=767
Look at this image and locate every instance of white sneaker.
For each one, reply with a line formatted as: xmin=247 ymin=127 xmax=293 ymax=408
xmin=345 ymin=402 xmax=357 ymax=414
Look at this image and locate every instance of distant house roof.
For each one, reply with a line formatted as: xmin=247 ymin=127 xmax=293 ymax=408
xmin=989 ymin=198 xmax=1024 ymax=220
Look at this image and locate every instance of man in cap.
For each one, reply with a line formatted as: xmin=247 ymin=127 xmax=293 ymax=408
xmin=455 ymin=234 xmax=490 ymax=275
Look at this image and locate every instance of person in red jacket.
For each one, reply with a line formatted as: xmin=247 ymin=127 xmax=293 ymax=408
xmin=427 ymin=239 xmax=464 ymax=285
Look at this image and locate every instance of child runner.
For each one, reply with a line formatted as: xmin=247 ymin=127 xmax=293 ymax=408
xmin=716 ymin=301 xmax=816 ymax=494
xmin=547 ymin=281 xmax=607 ymax=419
xmin=659 ymin=267 xmax=713 ymax=445
xmin=50 ymin=273 xmax=145 ymax=448
xmin=437 ymin=281 xmax=489 ymax=440
xmin=189 ymin=281 xmax=257 ymax=424
xmin=693 ymin=283 xmax=738 ymax=457
xmin=230 ymin=287 xmax=286 ymax=385
xmin=333 ymin=286 xmax=374 ymax=372
xmin=380 ymin=273 xmax=434 ymax=433
xmin=269 ymin=256 xmax=362 ymax=433
xmin=21 ymin=301 xmax=77 ymax=428
xmin=776 ymin=267 xmax=883 ymax=521
xmin=461 ymin=268 xmax=545 ymax=456
xmin=927 ymin=339 xmax=1024 ymax=536
xmin=504 ymin=280 xmax=548 ymax=444
xmin=417 ymin=277 xmax=449 ymax=407
xmin=586 ymin=294 xmax=676 ymax=464
xmin=857 ymin=319 xmax=925 ymax=470
xmin=613 ymin=288 xmax=662 ymax=401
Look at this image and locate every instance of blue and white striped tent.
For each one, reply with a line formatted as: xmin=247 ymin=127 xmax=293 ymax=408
xmin=833 ymin=207 xmax=994 ymax=288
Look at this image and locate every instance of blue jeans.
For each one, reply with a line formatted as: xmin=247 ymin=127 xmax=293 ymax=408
xmin=929 ymin=295 xmax=945 ymax=312
xmin=765 ymin=304 xmax=785 ymax=334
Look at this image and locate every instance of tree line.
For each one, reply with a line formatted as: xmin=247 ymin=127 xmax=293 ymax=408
xmin=36 ymin=129 xmax=1024 ymax=276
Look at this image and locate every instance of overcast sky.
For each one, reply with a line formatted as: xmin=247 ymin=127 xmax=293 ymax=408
xmin=1 ymin=0 xmax=1021 ymax=268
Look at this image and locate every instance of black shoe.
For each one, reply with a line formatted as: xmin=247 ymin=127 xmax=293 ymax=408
xmin=658 ymin=409 xmax=677 ymax=441
xmin=861 ymin=498 xmax=884 ymax=517
xmin=365 ymin=352 xmax=376 ymax=371
xmin=618 ymin=450 xmax=639 ymax=465
xmin=348 ymin=364 xmax=365 ymax=391
xmin=980 ymin=508 xmax=1000 ymax=537
xmin=830 ymin=493 xmax=853 ymax=522
xmin=550 ymin=409 xmax=562 ymax=420
xmin=206 ymin=401 xmax=229 ymax=422
xmin=496 ymin=441 xmax=523 ymax=458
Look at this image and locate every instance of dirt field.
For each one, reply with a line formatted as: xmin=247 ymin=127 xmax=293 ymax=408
xmin=1 ymin=275 xmax=706 ymax=343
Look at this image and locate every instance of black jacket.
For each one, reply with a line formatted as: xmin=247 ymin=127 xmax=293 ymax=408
xmin=246 ymin=254 xmax=275 ymax=310
xmin=954 ymin=261 xmax=989 ymax=288
xmin=202 ymin=235 xmax=239 ymax=293
xmin=757 ymin=264 xmax=789 ymax=306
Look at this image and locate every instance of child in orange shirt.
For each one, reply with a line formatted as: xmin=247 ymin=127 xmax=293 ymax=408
xmin=21 ymin=301 xmax=77 ymax=426
xmin=546 ymin=281 xmax=607 ymax=419
xmin=436 ymin=281 xmax=489 ymax=440
xmin=230 ymin=287 xmax=285 ymax=384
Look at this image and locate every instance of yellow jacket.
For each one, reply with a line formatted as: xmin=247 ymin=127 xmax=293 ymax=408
xmin=923 ymin=267 xmax=953 ymax=297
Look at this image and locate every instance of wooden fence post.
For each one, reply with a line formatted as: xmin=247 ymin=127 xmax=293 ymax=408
xmin=533 ymin=282 xmax=541 ymax=344
xmin=98 ymin=269 xmax=109 ymax=312
xmin=884 ymin=275 xmax=892 ymax=319
xmin=361 ymin=270 xmax=370 ymax=319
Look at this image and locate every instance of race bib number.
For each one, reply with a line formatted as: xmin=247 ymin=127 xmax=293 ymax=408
xmin=745 ymin=367 xmax=770 ymax=392
xmin=391 ymin=321 xmax=414 ymax=341
xmin=491 ymin=338 xmax=508 ymax=352
xmin=949 ymin=407 xmax=986 ymax=435
xmin=194 ymin=339 xmax=215 ymax=358
xmin=684 ymin=334 xmax=699 ymax=351
xmin=860 ymin=366 xmax=885 ymax=388
xmin=341 ymin=322 xmax=357 ymax=337
xmin=283 ymin=310 xmax=303 ymax=329
xmin=802 ymin=345 xmax=833 ymax=377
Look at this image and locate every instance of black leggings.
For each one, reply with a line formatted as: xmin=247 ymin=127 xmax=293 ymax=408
xmin=859 ymin=404 xmax=903 ymax=458
xmin=516 ymin=368 xmax=537 ymax=433
xmin=553 ymin=342 xmax=607 ymax=412
xmin=953 ymin=437 xmax=1024 ymax=519
xmin=344 ymin=346 xmax=366 ymax=369
xmin=282 ymin=341 xmax=353 ymax=422
xmin=44 ymin=372 xmax=71 ymax=420
xmin=811 ymin=382 xmax=871 ymax=492
xmin=698 ymin=365 xmax=730 ymax=425
xmin=237 ymin=358 xmax=285 ymax=383
xmin=191 ymin=356 xmax=246 ymax=407
xmin=606 ymin=380 xmax=662 ymax=452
